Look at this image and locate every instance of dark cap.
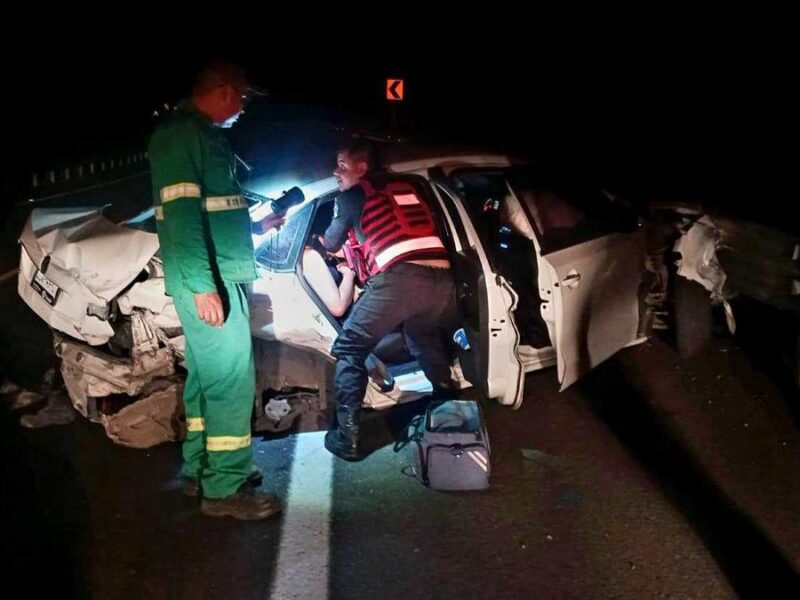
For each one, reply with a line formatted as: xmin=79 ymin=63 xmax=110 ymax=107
xmin=193 ymin=59 xmax=268 ymax=97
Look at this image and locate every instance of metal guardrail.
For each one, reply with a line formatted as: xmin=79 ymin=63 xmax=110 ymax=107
xmin=20 ymin=151 xmax=149 ymax=205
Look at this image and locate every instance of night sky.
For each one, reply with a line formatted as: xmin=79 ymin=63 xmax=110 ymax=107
xmin=3 ymin=20 xmax=792 ymax=225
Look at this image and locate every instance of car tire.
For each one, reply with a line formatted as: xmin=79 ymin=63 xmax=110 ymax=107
xmin=674 ymin=276 xmax=713 ymax=358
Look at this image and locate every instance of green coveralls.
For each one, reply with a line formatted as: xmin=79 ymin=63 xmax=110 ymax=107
xmin=148 ymin=102 xmax=258 ymax=499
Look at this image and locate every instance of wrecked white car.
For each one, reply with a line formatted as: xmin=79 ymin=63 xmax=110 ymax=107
xmin=21 ymin=153 xmax=725 ymax=435
xmin=18 ymin=207 xmax=186 ymax=446
xmin=247 ymin=155 xmax=650 ymax=426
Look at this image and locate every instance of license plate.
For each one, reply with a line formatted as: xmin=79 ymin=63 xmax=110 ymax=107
xmin=31 ymin=269 xmax=60 ymax=305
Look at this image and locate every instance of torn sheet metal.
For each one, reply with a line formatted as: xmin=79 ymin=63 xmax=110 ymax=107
xmin=118 ymin=275 xmax=182 ymax=330
xmin=673 ymin=216 xmax=737 ymax=333
xmin=18 ymin=207 xmax=160 ymax=345
xmin=57 ymin=338 xmax=175 ymax=420
xmin=674 ymin=215 xmax=727 ymax=302
xmin=101 ymin=379 xmax=185 ymax=448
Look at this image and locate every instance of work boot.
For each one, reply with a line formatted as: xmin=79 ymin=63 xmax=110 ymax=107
xmin=324 ymin=405 xmax=362 ymax=461
xmin=182 ymin=466 xmax=264 ymax=498
xmin=200 ymin=483 xmax=281 ymax=520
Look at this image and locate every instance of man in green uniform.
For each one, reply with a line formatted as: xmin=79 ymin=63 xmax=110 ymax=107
xmin=148 ymin=60 xmax=280 ymax=520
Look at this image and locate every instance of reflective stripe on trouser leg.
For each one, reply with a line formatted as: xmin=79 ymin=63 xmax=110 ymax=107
xmin=173 ymin=281 xmax=256 ymax=499
xmin=181 ymin=340 xmax=207 ymax=480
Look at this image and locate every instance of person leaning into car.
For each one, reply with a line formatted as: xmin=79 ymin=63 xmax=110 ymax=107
xmin=320 ymin=139 xmax=458 ymax=462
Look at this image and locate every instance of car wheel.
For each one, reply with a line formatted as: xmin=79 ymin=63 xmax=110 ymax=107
xmin=674 ymin=275 xmax=713 ymax=358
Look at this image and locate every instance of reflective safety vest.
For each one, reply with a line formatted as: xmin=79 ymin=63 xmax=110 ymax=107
xmin=344 ymin=179 xmax=447 ymax=280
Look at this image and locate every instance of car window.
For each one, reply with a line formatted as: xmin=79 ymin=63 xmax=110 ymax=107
xmin=255 ymin=201 xmax=314 ymax=272
xmin=505 ymin=166 xmax=638 ymax=253
xmin=450 ymin=166 xmax=638 ymax=255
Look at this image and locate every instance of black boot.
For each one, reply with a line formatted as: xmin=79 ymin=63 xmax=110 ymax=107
xmin=430 ymin=381 xmax=461 ymax=402
xmin=324 ymin=405 xmax=362 ymax=461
